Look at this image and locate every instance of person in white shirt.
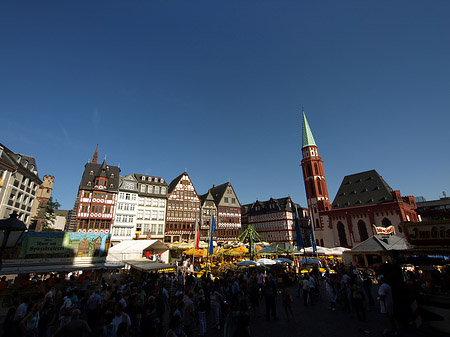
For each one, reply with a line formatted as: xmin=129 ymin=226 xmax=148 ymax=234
xmin=14 ymin=297 xmax=29 ymax=321
xmin=377 ymin=275 xmax=397 ymax=335
xmin=111 ymin=303 xmax=131 ymax=337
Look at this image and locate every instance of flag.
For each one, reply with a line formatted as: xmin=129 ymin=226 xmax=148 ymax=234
xmin=209 ymin=214 xmax=216 ymax=255
xmin=194 ymin=221 xmax=200 ymax=250
xmin=293 ymin=204 xmax=304 ymax=250
xmin=309 ymin=216 xmax=317 ymax=254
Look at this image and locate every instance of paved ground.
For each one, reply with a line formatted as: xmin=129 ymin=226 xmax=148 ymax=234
xmin=201 ymin=283 xmax=446 ymax=337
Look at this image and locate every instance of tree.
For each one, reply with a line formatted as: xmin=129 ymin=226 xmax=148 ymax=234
xmin=41 ymin=197 xmax=61 ymax=231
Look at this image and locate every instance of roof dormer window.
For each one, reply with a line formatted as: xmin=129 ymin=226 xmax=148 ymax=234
xmin=17 ymin=155 xmax=21 ymax=162
xmin=23 ymin=160 xmax=28 ymax=168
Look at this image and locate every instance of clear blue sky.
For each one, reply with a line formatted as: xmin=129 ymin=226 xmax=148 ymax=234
xmin=2 ymin=1 xmax=449 ymax=210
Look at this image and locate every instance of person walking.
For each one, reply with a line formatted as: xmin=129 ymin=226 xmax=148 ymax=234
xmin=302 ymin=275 xmax=310 ymax=306
xmin=21 ymin=303 xmax=40 ymax=337
xmin=210 ymin=285 xmax=223 ymax=330
xmin=54 ymin=309 xmax=91 ymax=337
xmin=377 ymin=275 xmax=397 ymax=336
xmin=263 ymin=275 xmax=277 ymax=320
xmin=325 ymin=272 xmax=337 ymax=311
xmin=281 ymin=286 xmax=294 ymax=321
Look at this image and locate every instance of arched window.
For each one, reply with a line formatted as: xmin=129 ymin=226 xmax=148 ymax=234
xmin=317 ymin=179 xmax=323 ymax=195
xmin=307 ymin=164 xmax=312 ymax=177
xmin=314 ymin=163 xmax=319 ymax=175
xmin=315 ymin=218 xmax=320 ymax=228
xmin=320 ymin=239 xmax=324 ymax=246
xmin=310 ymin=181 xmax=316 ymax=197
xmin=382 ymin=218 xmax=392 ymax=228
xmin=337 ymin=221 xmax=348 ymax=247
xmin=358 ymin=220 xmax=369 ymax=241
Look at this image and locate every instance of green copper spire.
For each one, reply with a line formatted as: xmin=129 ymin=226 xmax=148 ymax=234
xmin=302 ymin=110 xmax=317 ymax=148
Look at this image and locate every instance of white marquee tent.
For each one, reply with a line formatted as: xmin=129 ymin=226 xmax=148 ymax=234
xmin=107 ymin=240 xmax=170 ymax=263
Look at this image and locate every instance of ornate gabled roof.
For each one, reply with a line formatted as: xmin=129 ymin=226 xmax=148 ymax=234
xmin=331 ymin=169 xmax=393 ymax=209
xmin=302 ymin=111 xmax=317 ymax=149
xmin=80 ymin=162 xmax=120 ymax=191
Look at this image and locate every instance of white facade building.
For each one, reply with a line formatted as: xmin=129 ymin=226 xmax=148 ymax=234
xmin=0 ymin=143 xmax=41 ymax=226
xmin=134 ymin=174 xmax=168 ymax=241
xmin=111 ymin=174 xmax=139 ymax=242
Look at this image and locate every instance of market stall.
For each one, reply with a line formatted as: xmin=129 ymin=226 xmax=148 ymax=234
xmin=107 ymin=239 xmax=170 ymax=263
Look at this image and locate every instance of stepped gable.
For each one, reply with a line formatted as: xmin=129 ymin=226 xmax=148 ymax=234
xmin=331 ymin=169 xmax=393 ymax=209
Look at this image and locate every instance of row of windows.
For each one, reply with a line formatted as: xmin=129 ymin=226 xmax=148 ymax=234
xmin=140 ymin=223 xmax=164 ymax=235
xmin=137 ymin=210 xmax=165 ymax=220
xmin=117 ymin=203 xmax=136 ymax=211
xmin=83 ymin=191 xmax=113 ymax=200
xmin=9 ymin=190 xmax=34 ymax=206
xmin=80 ymin=205 xmax=112 ymax=214
xmin=173 ymin=190 xmax=196 ymax=198
xmin=119 ymin=192 xmax=137 ymax=201
xmin=168 ymin=200 xmax=200 ymax=209
xmin=78 ymin=219 xmax=110 ymax=229
xmin=167 ymin=211 xmax=199 ymax=219
xmin=216 ymin=229 xmax=240 ymax=237
xmin=112 ymin=227 xmax=133 ymax=237
xmin=139 ymin=198 xmax=166 ymax=207
xmin=140 ymin=176 xmax=164 ymax=183
xmin=115 ymin=215 xmax=134 ymax=223
xmin=140 ymin=184 xmax=166 ymax=195
xmin=167 ymin=223 xmax=195 ymax=230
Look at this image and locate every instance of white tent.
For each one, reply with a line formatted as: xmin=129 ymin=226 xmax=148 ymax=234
xmin=107 ymin=240 xmax=170 ymax=263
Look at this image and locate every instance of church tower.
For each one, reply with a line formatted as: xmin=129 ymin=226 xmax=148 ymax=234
xmin=301 ymin=110 xmax=331 ymax=245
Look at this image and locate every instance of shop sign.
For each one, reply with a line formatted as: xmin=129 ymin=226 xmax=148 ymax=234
xmin=13 ymin=232 xmax=111 ymax=259
xmin=401 ymin=221 xmax=450 ymax=245
xmin=373 ymin=225 xmax=395 ymax=235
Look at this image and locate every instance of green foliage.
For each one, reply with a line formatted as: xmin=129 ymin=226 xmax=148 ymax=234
xmin=41 ymin=197 xmax=61 ymax=231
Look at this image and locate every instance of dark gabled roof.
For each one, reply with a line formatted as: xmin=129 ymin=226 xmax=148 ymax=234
xmin=199 ymin=190 xmax=215 ymax=205
xmin=80 ymin=161 xmax=120 ymax=191
xmin=242 ymin=197 xmax=303 ymax=214
xmin=331 ymin=170 xmax=393 ymax=209
xmin=351 ymin=235 xmax=411 ymax=252
xmin=209 ymin=182 xmax=230 ymax=204
xmin=0 ymin=143 xmax=41 ymax=183
xmin=168 ymin=172 xmax=186 ymax=194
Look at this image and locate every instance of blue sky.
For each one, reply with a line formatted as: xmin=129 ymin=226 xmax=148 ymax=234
xmin=2 ymin=1 xmax=449 ymax=210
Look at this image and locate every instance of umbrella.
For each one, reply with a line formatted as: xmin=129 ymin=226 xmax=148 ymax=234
xmin=258 ymin=247 xmax=278 ymax=253
xmin=274 ymin=258 xmax=293 ymax=264
xmin=299 ymin=258 xmax=319 ymax=264
xmin=237 ymin=260 xmax=259 ymax=266
xmin=256 ymin=258 xmax=276 ymax=266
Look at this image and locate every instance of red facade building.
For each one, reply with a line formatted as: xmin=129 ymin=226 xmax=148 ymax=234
xmin=75 ymin=146 xmax=120 ymax=234
xmin=300 ymin=111 xmax=419 ymax=248
xmin=164 ymin=172 xmax=201 ymax=243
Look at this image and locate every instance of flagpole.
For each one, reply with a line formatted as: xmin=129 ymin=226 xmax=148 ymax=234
xmin=192 ymin=220 xmax=198 ymax=267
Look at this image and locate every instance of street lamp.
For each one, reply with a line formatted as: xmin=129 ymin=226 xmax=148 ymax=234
xmin=0 ymin=212 xmax=27 ymax=271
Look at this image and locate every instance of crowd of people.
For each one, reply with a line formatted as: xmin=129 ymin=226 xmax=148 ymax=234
xmin=0 ymin=259 xmax=443 ymax=337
